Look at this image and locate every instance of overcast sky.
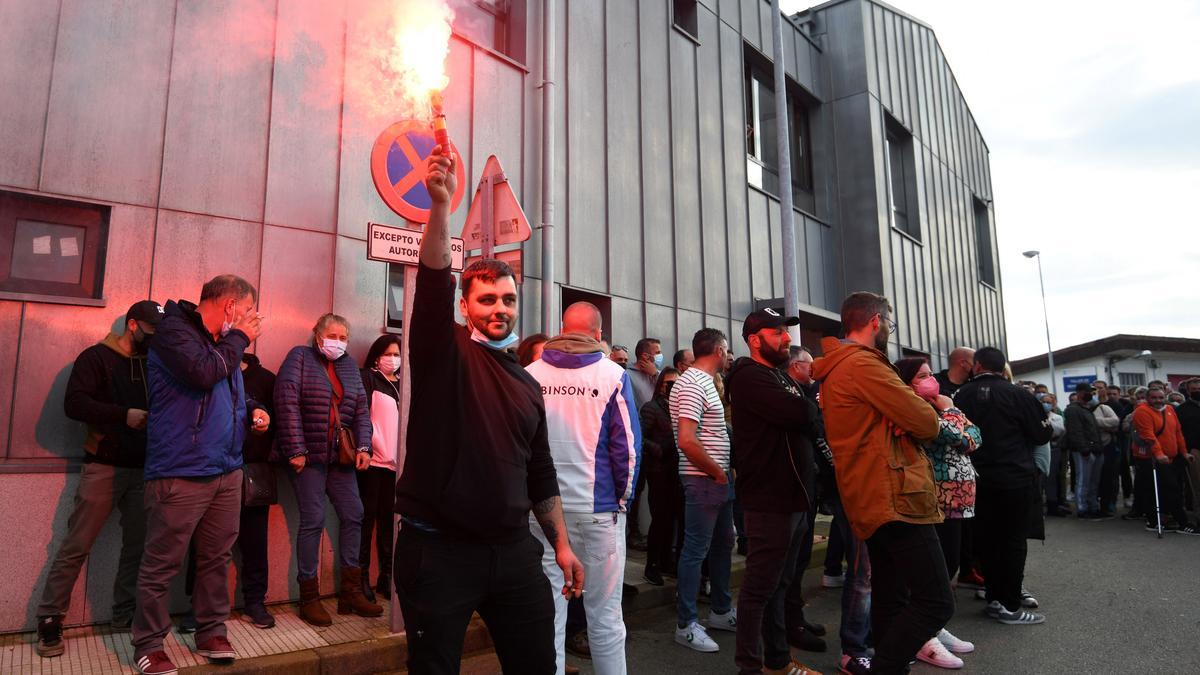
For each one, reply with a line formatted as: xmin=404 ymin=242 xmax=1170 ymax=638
xmin=782 ymin=0 xmax=1200 ymax=359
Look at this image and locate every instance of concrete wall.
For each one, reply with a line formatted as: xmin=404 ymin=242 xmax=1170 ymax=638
xmin=0 ymin=0 xmax=1003 ymax=632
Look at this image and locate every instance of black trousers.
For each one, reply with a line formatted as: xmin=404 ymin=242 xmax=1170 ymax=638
xmin=1099 ymin=442 xmax=1121 ymax=511
xmin=865 ymin=522 xmax=954 ymax=675
xmin=645 ymin=468 xmax=682 ymax=571
xmin=1144 ymin=458 xmax=1192 ymax=527
xmin=974 ymin=481 xmax=1031 ymax=612
xmin=357 ymin=467 xmax=397 ymax=583
xmin=394 ymin=526 xmax=555 ymax=675
xmin=783 ymin=509 xmax=818 ymax=629
xmin=237 ymin=504 xmax=270 ymax=606
xmin=933 ymin=518 xmax=963 ymax=580
xmin=736 ymin=511 xmax=807 ymax=674
xmin=628 ymin=470 xmax=648 ymax=539
xmin=959 ymin=517 xmax=978 ymax=578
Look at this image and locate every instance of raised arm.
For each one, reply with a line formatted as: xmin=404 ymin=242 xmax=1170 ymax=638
xmin=420 ymin=146 xmax=458 ymax=270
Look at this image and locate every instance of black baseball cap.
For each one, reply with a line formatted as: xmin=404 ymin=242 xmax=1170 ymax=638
xmin=1074 ymin=381 xmax=1095 ymax=394
xmin=742 ymin=308 xmax=800 ymax=342
xmin=127 ymin=300 xmax=164 ymax=326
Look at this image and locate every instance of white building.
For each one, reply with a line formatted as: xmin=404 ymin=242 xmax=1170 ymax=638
xmin=1010 ymin=335 xmax=1200 ymax=396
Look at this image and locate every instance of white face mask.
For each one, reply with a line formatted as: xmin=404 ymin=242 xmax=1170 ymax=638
xmin=320 ymin=338 xmax=347 ymax=361
xmin=377 ymin=355 xmax=400 ymax=374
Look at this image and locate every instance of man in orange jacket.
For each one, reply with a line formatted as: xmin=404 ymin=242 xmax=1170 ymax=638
xmin=1132 ymin=388 xmax=1198 ymax=534
xmin=812 ymin=292 xmax=951 ymax=675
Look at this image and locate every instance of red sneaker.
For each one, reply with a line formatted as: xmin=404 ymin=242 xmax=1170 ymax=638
xmin=135 ymin=651 xmax=178 ymax=675
xmin=958 ymin=570 xmax=985 ymax=589
xmin=194 ymin=635 xmax=237 ymax=660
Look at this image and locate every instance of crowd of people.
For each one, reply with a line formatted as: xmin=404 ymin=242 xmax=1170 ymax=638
xmin=31 ymin=147 xmax=1200 ymax=675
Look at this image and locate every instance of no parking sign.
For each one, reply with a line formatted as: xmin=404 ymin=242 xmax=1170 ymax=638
xmin=370 ymin=120 xmax=466 ymax=223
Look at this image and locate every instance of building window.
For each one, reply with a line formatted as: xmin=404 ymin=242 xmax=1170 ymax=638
xmin=974 ymin=196 xmax=995 ymax=286
xmin=449 ymin=0 xmax=526 ymax=63
xmin=744 ymin=46 xmax=816 ymax=213
xmin=387 ymin=264 xmax=405 ymax=331
xmin=884 ymin=115 xmax=920 ymax=241
xmin=0 ymin=190 xmax=108 ymax=302
xmin=673 ymin=0 xmax=699 ymax=41
xmin=1118 ymin=372 xmax=1146 ymax=388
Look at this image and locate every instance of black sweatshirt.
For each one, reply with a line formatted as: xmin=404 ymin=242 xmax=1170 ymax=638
xmin=240 ymin=353 xmax=277 ymax=464
xmin=394 ymin=263 xmax=559 ymax=544
xmin=725 ymin=357 xmax=817 ymax=513
xmin=954 ymin=373 xmax=1053 ymax=489
xmin=63 ymin=334 xmax=149 ymax=467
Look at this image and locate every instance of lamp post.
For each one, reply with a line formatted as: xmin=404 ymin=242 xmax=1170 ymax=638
xmin=1023 ymin=250 xmax=1056 ymax=397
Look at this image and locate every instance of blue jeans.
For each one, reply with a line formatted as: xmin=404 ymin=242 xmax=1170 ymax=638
xmin=833 ymin=498 xmax=872 ymax=658
xmin=1073 ymin=451 xmax=1104 ymax=514
xmin=677 ymin=474 xmax=735 ymax=626
xmin=288 ymin=462 xmax=364 ymax=580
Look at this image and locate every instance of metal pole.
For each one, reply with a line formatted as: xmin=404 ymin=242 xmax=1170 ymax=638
xmin=771 ymin=0 xmax=801 ymax=344
xmin=389 ymin=264 xmax=418 ymax=634
xmin=540 ymin=0 xmax=557 ymax=335
xmin=1036 ymin=254 xmax=1056 ymax=398
xmin=481 ymin=175 xmax=494 ymax=259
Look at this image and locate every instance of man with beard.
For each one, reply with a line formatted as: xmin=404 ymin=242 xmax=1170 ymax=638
xmin=726 ymin=310 xmax=822 ymax=675
xmin=36 ymin=301 xmax=162 ymax=658
xmin=393 ymin=146 xmax=583 ymax=674
xmin=812 ymin=292 xmax=952 ymax=674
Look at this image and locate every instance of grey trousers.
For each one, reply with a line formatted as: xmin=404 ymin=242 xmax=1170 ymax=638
xmin=132 ymin=470 xmax=241 ymax=659
xmin=37 ymin=462 xmax=146 ymax=622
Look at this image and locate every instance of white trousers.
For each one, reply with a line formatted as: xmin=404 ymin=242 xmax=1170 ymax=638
xmin=531 ymin=511 xmax=628 ymax=675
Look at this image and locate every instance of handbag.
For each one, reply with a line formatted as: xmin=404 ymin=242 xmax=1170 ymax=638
xmin=242 ymin=461 xmax=278 ymax=506
xmin=1131 ymin=410 xmax=1167 ymax=459
xmin=325 ymin=360 xmax=358 ymax=466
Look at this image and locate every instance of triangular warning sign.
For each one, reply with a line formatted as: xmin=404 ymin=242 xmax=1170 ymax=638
xmin=460 ymin=155 xmax=533 ymax=252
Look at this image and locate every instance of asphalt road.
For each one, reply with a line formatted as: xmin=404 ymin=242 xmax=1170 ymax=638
xmin=568 ymin=514 xmax=1200 ymax=674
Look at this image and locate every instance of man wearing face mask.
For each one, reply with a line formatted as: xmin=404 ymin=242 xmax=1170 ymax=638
xmin=1132 ymin=388 xmax=1198 ymax=534
xmin=133 ymin=277 xmax=268 ymax=675
xmin=35 ymin=302 xmax=162 ymax=658
xmin=1063 ymin=383 xmax=1104 ymax=519
xmin=393 ymin=147 xmax=582 ymax=674
xmin=629 ymin=338 xmax=663 ymax=409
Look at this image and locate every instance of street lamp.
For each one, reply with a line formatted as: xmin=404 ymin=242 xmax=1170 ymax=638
xmin=1023 ymin=250 xmax=1057 ymax=397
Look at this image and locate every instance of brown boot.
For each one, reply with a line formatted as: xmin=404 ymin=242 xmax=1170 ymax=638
xmin=338 ymin=567 xmax=383 ymax=617
xmin=298 ymin=577 xmax=332 ymax=627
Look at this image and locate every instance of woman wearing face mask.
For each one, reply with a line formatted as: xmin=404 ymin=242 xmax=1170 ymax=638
xmin=273 ymin=313 xmax=380 ymax=626
xmin=356 ymin=334 xmax=404 ymax=603
xmin=895 ymin=357 xmax=982 ymax=670
xmin=639 ymin=367 xmax=683 ymax=586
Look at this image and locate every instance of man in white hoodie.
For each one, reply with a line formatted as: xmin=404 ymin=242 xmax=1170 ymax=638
xmin=526 ymin=302 xmax=642 ymax=675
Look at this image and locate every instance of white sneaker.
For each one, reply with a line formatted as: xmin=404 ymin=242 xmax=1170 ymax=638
xmin=974 ymin=588 xmax=986 ymax=600
xmin=822 ymin=573 xmax=845 ymax=588
xmin=984 ymin=601 xmax=1003 ymax=618
xmin=937 ymin=627 xmax=975 ymax=654
xmin=675 ymin=621 xmax=719 ymax=652
xmin=706 ymin=608 xmax=737 ymax=632
xmin=917 ymin=636 xmax=964 ymax=669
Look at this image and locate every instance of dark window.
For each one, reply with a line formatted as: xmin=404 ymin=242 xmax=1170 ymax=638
xmin=673 ymin=0 xmax=699 ymax=41
xmin=387 ymin=263 xmax=405 ymax=331
xmin=973 ymin=197 xmax=995 ymax=286
xmin=449 ymin=0 xmax=526 ymax=63
xmin=744 ymin=46 xmax=816 ymax=214
xmin=884 ymin=115 xmax=920 ymax=240
xmin=0 ymin=191 xmax=108 ymax=301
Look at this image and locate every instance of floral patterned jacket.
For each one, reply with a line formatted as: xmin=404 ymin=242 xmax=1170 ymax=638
xmin=922 ymin=407 xmax=982 ymax=519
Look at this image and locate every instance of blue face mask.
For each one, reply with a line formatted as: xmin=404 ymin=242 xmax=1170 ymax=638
xmin=653 ymin=353 xmax=664 ymax=370
xmin=1042 ymin=402 xmax=1053 ymax=412
xmin=470 ymin=327 xmax=520 ymax=351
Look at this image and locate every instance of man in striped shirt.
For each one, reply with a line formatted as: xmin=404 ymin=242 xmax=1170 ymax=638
xmin=669 ymin=328 xmax=736 ymax=653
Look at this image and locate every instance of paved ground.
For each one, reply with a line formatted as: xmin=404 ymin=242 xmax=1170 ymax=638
xmin=570 ymin=513 xmax=1200 ymax=674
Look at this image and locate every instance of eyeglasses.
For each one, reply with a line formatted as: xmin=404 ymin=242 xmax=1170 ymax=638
xmin=878 ymin=314 xmax=898 ymax=334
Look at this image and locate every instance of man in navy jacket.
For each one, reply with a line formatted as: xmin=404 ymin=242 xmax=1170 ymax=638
xmin=131 ymin=275 xmax=269 ymax=675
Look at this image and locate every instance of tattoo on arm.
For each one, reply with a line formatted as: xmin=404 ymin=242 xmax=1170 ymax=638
xmin=532 ymin=496 xmax=561 ymax=548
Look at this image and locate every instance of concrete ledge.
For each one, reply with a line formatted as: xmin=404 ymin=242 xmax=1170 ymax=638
xmin=180 ymin=649 xmax=321 ymax=675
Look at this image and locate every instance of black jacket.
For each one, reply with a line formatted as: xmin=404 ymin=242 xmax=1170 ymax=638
xmin=954 ymin=373 xmax=1053 ymax=488
xmin=799 ymin=380 xmax=837 ymax=504
xmin=63 ymin=333 xmax=149 ymax=467
xmin=395 ymin=264 xmax=559 ymax=544
xmin=1063 ymin=401 xmax=1101 ymax=455
xmin=240 ymin=353 xmax=276 ymax=464
xmin=725 ymin=357 xmax=817 ymax=513
xmin=639 ymin=396 xmax=678 ymax=474
xmin=1175 ymin=399 xmax=1200 ymax=454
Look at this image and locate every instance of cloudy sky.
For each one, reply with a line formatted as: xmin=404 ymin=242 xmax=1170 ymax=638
xmin=783 ymin=0 xmax=1200 ymax=359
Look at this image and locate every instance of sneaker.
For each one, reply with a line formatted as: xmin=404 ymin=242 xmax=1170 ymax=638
xmin=675 ymin=621 xmax=719 ymax=652
xmin=822 ymin=573 xmax=845 ymax=588
xmin=194 ymin=635 xmax=237 ymax=660
xmin=110 ymin=615 xmax=133 ymax=633
xmin=916 ymin=636 xmax=964 ymax=669
xmin=643 ymin=566 xmax=665 ymax=586
xmin=957 ymin=570 xmax=985 ymax=589
xmin=984 ymin=601 xmax=1003 ymax=618
xmin=974 ymin=588 xmax=987 ymax=600
xmin=1020 ymin=589 xmax=1039 ymax=609
xmin=242 ymin=603 xmax=275 ymax=629
xmin=996 ymin=607 xmax=1045 ymax=625
xmin=1124 ymin=496 xmax=1135 ymax=508
xmin=177 ymin=611 xmax=197 ymax=634
xmin=1174 ymin=525 xmax=1200 ymax=536
xmin=801 ymin=617 xmax=827 ymax=637
xmin=838 ymin=654 xmax=872 ymax=675
xmin=707 ymin=608 xmax=737 ymax=632
xmin=787 ymin=626 xmax=828 ymax=652
xmin=775 ymin=658 xmax=824 ymax=674
xmin=1146 ymin=522 xmax=1179 ymax=533
xmin=36 ymin=615 xmax=65 ymax=658
xmin=566 ymin=630 xmax=591 ymax=659
xmin=937 ymin=627 xmax=975 ymax=654
xmin=135 ymin=651 xmax=178 ymax=675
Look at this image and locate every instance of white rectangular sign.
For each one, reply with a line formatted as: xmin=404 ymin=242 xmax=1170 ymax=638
xmin=367 ymin=222 xmax=464 ymax=271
